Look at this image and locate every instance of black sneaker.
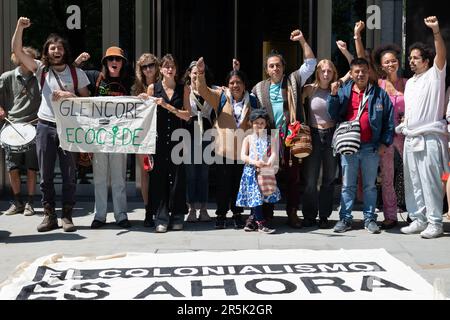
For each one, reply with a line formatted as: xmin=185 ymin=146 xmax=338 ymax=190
xmin=232 ymin=214 xmax=245 ymax=229
xmin=91 ymin=220 xmax=105 ymax=229
xmin=319 ymin=217 xmax=331 ymax=229
xmin=118 ymin=219 xmax=131 ymax=229
xmin=244 ymin=221 xmax=257 ymax=232
xmin=302 ymin=218 xmax=317 ymax=228
xmin=257 ymin=221 xmax=276 ymax=234
xmin=144 ymin=213 xmax=155 ymax=228
xmin=215 ymin=216 xmax=226 ymax=229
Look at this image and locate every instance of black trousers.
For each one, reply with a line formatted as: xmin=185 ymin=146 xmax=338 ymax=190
xmin=215 ymin=160 xmax=244 ymax=216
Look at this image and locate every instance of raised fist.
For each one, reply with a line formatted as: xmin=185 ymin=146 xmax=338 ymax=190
xmin=18 ymin=17 xmax=31 ymax=29
xmin=290 ymin=29 xmax=304 ymax=42
xmin=74 ymin=52 xmax=91 ymax=66
xmin=233 ymin=59 xmax=240 ymax=71
xmin=424 ymin=16 xmax=439 ymax=31
xmin=0 ymin=106 xmax=6 ymax=120
xmin=336 ymin=40 xmax=348 ymax=51
xmin=196 ymin=57 xmax=205 ymax=74
xmin=354 ymin=21 xmax=365 ymax=35
xmin=330 ymin=81 xmax=340 ymax=96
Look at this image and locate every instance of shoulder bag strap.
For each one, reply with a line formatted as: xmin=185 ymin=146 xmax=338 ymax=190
xmin=51 ymin=69 xmax=67 ymax=91
xmin=355 ymin=87 xmax=371 ymax=121
xmin=287 ymin=85 xmax=297 ymax=123
xmin=190 ymin=92 xmax=205 ymax=142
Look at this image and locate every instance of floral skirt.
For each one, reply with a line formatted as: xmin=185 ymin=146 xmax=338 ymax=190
xmin=236 ymin=164 xmax=280 ymax=208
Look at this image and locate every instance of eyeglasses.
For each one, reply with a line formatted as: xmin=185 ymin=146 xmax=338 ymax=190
xmin=106 ymin=56 xmax=122 ymax=62
xmin=141 ymin=63 xmax=156 ymax=70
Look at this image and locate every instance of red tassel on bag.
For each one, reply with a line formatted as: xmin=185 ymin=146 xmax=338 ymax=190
xmin=143 ymin=155 xmax=154 ymax=172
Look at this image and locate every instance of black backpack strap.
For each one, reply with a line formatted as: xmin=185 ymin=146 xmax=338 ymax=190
xmin=69 ymin=66 xmax=79 ymax=94
xmin=217 ymin=91 xmax=227 ymax=118
xmin=40 ymin=67 xmax=49 ymax=93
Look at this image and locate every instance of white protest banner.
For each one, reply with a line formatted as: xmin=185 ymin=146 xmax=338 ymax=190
xmin=52 ymin=96 xmax=157 ymax=154
xmin=0 ymin=249 xmax=437 ymax=300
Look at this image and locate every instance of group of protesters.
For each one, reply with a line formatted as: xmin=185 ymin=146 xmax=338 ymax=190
xmin=1 ymin=15 xmax=449 ymax=239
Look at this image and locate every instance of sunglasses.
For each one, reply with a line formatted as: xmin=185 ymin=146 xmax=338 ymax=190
xmin=141 ymin=63 xmax=156 ymax=70
xmin=106 ymin=56 xmax=122 ymax=62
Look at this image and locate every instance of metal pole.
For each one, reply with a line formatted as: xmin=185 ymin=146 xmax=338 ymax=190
xmin=234 ymin=0 xmax=238 ymax=58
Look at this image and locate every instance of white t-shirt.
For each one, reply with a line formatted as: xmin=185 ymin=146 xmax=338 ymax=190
xmin=404 ymin=62 xmax=447 ymax=130
xmin=35 ymin=60 xmax=90 ymax=122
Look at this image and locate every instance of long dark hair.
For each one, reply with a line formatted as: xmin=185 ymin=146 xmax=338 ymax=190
xmin=225 ymin=70 xmax=249 ymax=90
xmin=41 ymin=34 xmax=73 ymax=67
xmin=101 ymin=57 xmax=129 ymax=81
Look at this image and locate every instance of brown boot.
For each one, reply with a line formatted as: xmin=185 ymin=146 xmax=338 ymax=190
xmin=287 ymin=208 xmax=302 ymax=229
xmin=37 ymin=204 xmax=59 ymax=232
xmin=61 ymin=205 xmax=77 ymax=232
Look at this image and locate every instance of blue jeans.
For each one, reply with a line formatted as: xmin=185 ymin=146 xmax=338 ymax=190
xmin=186 ymin=163 xmax=209 ymax=204
xmin=339 ymin=143 xmax=380 ymax=223
xmin=185 ymin=138 xmax=209 ymax=204
xmin=302 ymin=128 xmax=337 ymax=220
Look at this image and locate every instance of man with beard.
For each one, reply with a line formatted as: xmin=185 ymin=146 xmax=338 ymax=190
xmin=252 ymin=29 xmax=316 ymax=229
xmin=12 ymin=17 xmax=90 ymax=233
xmin=400 ymin=16 xmax=449 ymax=239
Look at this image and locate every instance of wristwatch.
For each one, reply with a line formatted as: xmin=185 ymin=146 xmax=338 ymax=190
xmin=353 ymin=35 xmax=361 ymax=40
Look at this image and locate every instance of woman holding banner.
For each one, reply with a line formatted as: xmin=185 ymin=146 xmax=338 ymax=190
xmin=144 ymin=54 xmax=190 ymax=233
xmin=89 ymin=46 xmax=133 ymax=229
xmin=131 ymin=53 xmax=160 ymax=227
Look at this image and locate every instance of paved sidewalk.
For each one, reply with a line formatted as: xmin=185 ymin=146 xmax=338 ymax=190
xmin=1 ymin=199 xmax=450 ymax=298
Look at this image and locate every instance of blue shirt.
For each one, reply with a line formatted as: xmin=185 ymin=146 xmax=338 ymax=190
xmin=270 ymin=83 xmax=285 ymax=132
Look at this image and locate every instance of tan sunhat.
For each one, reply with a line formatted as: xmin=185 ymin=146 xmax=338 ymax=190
xmin=101 ymin=46 xmax=127 ymax=64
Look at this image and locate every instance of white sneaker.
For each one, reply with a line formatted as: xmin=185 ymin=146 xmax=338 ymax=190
xmin=400 ymin=220 xmax=427 ymax=234
xmin=24 ymin=203 xmax=35 ymax=216
xmin=420 ymin=224 xmax=443 ymax=239
xmin=186 ymin=210 xmax=197 ymax=222
xmin=198 ymin=209 xmax=212 ymax=222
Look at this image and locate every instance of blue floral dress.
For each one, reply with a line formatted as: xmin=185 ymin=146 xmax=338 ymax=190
xmin=236 ymin=134 xmax=281 ymax=208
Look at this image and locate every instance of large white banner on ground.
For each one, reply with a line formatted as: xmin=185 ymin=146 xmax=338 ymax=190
xmin=0 ymin=249 xmax=436 ymax=300
xmin=52 ymin=96 xmax=157 ymax=154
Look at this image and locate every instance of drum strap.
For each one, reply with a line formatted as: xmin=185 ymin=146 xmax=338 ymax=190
xmin=16 ymin=76 xmax=35 ymax=100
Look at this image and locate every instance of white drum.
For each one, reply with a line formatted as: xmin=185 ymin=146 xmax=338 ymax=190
xmin=0 ymin=123 xmax=36 ymax=153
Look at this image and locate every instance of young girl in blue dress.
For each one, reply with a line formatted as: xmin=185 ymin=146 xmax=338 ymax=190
xmin=236 ymin=109 xmax=281 ymax=234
